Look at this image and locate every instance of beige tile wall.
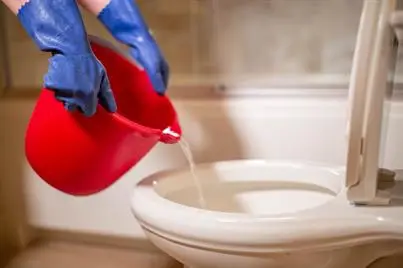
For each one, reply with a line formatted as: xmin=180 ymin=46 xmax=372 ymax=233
xmin=0 ymin=95 xmax=32 ymax=267
xmin=2 ymin=0 xmax=214 ymax=89
xmin=1 ymin=0 xmax=373 ymax=90
xmin=212 ymin=0 xmax=362 ymax=75
xmin=0 ymin=4 xmax=29 ymax=256
xmin=0 ymin=4 xmax=7 ymax=94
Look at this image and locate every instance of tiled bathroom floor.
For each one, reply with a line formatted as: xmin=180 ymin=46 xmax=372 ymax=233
xmin=5 ymin=240 xmax=182 ymax=268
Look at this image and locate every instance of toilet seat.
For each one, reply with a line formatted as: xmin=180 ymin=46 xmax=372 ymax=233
xmin=131 ymin=160 xmax=403 ymax=254
xmin=345 ymin=0 xmax=398 ymax=205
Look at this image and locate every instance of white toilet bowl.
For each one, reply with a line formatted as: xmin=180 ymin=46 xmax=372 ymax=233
xmin=131 ymin=160 xmax=403 ymax=268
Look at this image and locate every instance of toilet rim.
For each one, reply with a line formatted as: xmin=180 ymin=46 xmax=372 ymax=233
xmin=131 ymin=160 xmax=396 ymax=252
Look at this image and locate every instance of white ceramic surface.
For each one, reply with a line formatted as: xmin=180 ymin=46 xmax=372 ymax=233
xmin=131 ymin=160 xmax=403 ymax=268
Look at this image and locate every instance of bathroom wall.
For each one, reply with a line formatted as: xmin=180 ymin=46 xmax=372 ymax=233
xmin=0 ymin=5 xmax=27 ymax=267
xmin=0 ymin=105 xmax=31 ymax=266
xmin=1 ymin=0 xmax=403 ymax=242
xmin=2 ymin=95 xmax=403 ymax=239
xmin=1 ymin=0 xmax=370 ymax=90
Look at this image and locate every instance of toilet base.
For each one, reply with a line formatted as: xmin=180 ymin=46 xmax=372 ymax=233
xmin=145 ymin=228 xmax=403 ymax=268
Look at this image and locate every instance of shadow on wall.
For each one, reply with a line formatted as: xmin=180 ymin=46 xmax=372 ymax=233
xmin=0 ymin=99 xmax=33 ymax=267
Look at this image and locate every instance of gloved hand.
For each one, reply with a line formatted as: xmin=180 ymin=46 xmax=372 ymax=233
xmin=98 ymin=0 xmax=169 ymax=95
xmin=18 ymin=0 xmax=117 ymax=116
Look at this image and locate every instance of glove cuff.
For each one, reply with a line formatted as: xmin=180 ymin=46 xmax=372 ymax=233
xmin=98 ymin=0 xmax=154 ymax=46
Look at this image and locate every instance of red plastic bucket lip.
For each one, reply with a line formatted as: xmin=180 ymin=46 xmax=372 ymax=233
xmin=75 ymin=36 xmax=181 ymax=141
xmin=110 ymin=103 xmax=175 ymax=136
xmin=89 ymin=35 xmax=142 ymax=70
xmin=111 ymin=112 xmax=162 ymax=136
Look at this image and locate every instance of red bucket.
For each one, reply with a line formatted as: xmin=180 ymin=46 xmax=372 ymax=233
xmin=25 ymin=36 xmax=182 ymax=196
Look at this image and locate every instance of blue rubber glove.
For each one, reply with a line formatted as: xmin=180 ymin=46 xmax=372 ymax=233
xmin=98 ymin=0 xmax=169 ymax=95
xmin=18 ymin=0 xmax=117 ymax=116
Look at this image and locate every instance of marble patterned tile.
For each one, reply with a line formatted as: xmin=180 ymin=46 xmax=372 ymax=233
xmin=210 ymin=0 xmax=363 ymax=77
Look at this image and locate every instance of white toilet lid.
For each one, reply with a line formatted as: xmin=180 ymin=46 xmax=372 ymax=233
xmin=345 ymin=0 xmax=398 ymax=202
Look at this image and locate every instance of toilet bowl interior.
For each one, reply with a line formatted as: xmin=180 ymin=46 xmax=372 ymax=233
xmin=151 ymin=161 xmax=344 ymax=216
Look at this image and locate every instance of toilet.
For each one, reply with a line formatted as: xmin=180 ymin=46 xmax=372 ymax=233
xmin=132 ymin=161 xmax=403 ymax=268
xmin=131 ymin=0 xmax=403 ymax=267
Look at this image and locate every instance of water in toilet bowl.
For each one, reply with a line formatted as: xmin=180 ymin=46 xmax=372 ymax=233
xmin=179 ymin=138 xmax=206 ymax=208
